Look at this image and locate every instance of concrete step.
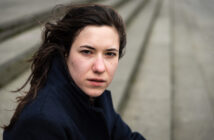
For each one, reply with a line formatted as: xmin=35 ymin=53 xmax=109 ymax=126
xmin=120 ymin=0 xmax=214 ymax=139
xmin=0 ymin=0 xmax=102 ymax=42
xmin=170 ymin=0 xmax=214 ymax=139
xmin=0 ymin=0 xmax=75 ymax=42
xmin=121 ymin=0 xmax=171 ymax=139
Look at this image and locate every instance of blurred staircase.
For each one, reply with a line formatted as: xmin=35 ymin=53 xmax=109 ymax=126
xmin=0 ymin=0 xmax=159 ymax=139
xmin=1 ymin=0 xmax=213 ymax=140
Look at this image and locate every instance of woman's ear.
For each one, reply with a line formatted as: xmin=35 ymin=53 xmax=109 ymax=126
xmin=64 ymin=52 xmax=69 ymax=62
xmin=65 ymin=52 xmax=68 ymax=57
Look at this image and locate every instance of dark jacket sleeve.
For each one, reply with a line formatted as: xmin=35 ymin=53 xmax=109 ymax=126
xmin=10 ymin=115 xmax=67 ymax=140
xmin=111 ymin=113 xmax=146 ymax=140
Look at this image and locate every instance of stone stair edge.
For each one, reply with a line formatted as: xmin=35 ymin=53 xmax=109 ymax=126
xmin=0 ymin=0 xmax=124 ymax=43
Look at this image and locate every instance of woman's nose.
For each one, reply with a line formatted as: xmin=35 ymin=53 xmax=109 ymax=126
xmin=92 ymin=56 xmax=106 ymax=74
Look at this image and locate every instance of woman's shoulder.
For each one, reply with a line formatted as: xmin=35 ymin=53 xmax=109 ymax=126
xmin=4 ymin=102 xmax=76 ymax=140
xmin=19 ymin=87 xmax=70 ymax=125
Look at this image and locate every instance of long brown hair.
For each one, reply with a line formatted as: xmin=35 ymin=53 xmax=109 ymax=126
xmin=4 ymin=3 xmax=126 ymax=130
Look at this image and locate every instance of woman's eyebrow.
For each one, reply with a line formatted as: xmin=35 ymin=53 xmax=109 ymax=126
xmin=80 ymin=45 xmax=95 ymax=50
xmin=106 ymin=48 xmax=119 ymax=52
xmin=80 ymin=45 xmax=118 ymax=52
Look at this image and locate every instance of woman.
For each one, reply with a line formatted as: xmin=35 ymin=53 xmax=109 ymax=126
xmin=3 ymin=3 xmax=146 ymax=140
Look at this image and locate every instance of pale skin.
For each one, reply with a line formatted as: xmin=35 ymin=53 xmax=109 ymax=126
xmin=66 ymin=25 xmax=120 ymax=97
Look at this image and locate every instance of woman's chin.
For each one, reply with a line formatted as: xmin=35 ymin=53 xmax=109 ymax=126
xmin=84 ymin=89 xmax=105 ymax=98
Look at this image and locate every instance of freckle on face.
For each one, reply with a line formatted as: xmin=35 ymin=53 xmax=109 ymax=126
xmin=66 ymin=25 xmax=120 ymax=97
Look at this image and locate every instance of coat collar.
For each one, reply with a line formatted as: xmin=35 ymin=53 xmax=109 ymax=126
xmin=46 ymin=55 xmax=108 ymax=108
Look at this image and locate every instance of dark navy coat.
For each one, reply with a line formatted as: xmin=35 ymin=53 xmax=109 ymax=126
xmin=3 ymin=56 xmax=145 ymax=140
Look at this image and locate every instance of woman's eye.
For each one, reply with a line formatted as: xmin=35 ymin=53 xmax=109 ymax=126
xmin=80 ymin=50 xmax=92 ymax=55
xmin=105 ymin=52 xmax=117 ymax=57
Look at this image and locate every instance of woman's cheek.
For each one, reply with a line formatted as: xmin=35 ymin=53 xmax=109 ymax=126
xmin=68 ymin=56 xmax=83 ymax=78
xmin=73 ymin=58 xmax=92 ymax=76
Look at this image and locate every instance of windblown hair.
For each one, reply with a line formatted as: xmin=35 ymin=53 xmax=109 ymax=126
xmin=4 ymin=3 xmax=126 ymax=130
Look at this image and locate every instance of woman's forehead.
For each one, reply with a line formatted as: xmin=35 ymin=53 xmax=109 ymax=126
xmin=73 ymin=25 xmax=119 ymax=50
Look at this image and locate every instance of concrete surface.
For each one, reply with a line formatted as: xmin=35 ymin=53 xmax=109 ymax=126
xmin=122 ymin=0 xmax=171 ymax=139
xmin=170 ymin=0 xmax=214 ymax=139
xmin=0 ymin=0 xmax=83 ymax=26
xmin=121 ymin=0 xmax=214 ymax=139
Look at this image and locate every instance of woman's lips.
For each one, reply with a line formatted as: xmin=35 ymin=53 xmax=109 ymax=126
xmin=87 ymin=78 xmax=106 ymax=86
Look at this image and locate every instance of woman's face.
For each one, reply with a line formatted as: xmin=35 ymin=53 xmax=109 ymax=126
xmin=67 ymin=25 xmax=120 ymax=97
